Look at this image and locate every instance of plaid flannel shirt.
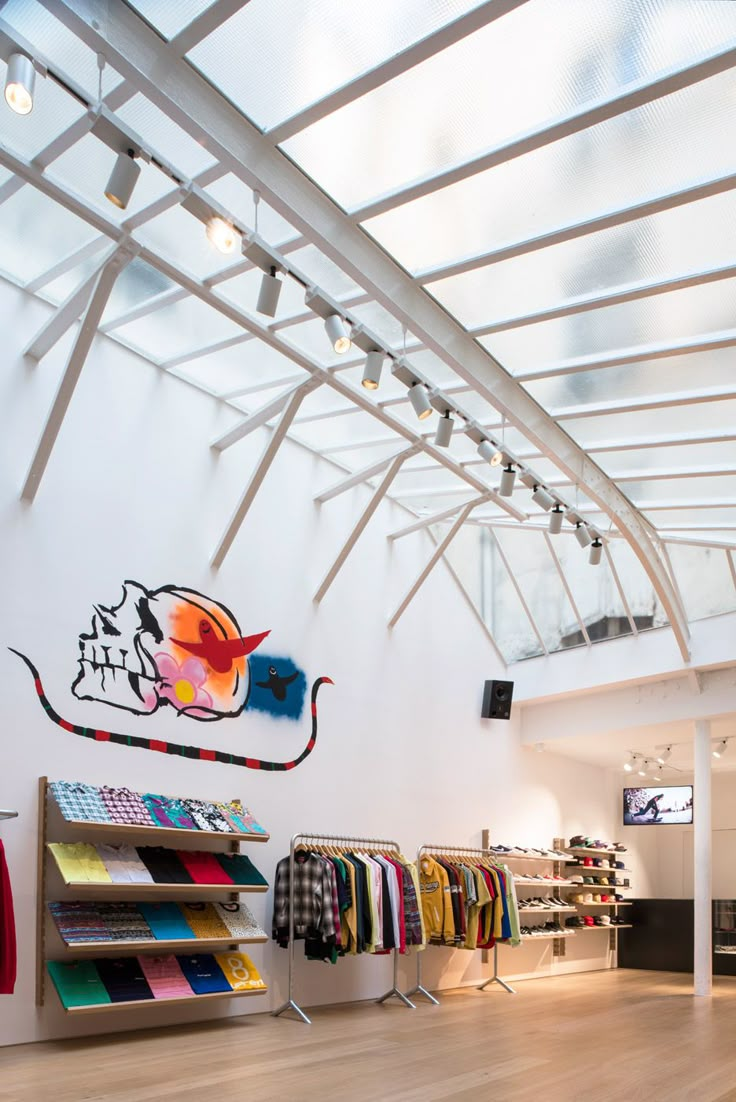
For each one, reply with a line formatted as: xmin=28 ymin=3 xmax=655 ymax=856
xmin=272 ymin=854 xmax=338 ymax=947
xmin=50 ymin=781 xmax=110 ymax=823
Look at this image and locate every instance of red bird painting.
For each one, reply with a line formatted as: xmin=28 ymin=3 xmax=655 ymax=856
xmin=171 ymin=619 xmax=270 ymax=674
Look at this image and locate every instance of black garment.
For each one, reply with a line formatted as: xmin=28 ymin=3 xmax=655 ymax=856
xmin=438 ymin=858 xmax=463 ymax=943
xmin=136 ymin=846 xmax=193 ymax=884
xmin=96 ymin=956 xmax=154 ymax=1002
xmin=379 ymin=864 xmax=396 ymax=951
xmin=343 ymin=854 xmax=366 ymax=953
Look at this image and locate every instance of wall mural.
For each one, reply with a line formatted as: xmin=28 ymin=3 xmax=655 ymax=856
xmin=10 ymin=580 xmax=332 ymax=771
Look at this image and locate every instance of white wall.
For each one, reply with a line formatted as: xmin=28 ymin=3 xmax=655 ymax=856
xmin=0 ymin=280 xmax=616 ymax=1046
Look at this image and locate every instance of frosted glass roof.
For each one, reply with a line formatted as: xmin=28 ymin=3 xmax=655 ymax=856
xmin=0 ymin=0 xmax=734 ymax=664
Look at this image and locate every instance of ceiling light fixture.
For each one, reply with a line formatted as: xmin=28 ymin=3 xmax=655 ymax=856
xmin=713 ymin=739 xmax=728 ymax=759
xmin=532 ymin=484 xmax=555 ymax=512
xmin=589 ymin=538 xmax=603 ymax=566
xmin=574 ymin=522 xmax=593 ymax=548
xmin=549 ymin=504 xmax=564 ymax=534
xmin=499 ymin=463 xmax=516 ymax=497
xmin=362 ymin=350 xmax=384 ymax=391
xmin=255 ymin=265 xmax=282 ymax=317
xmin=638 ymin=760 xmax=649 ymax=778
xmin=624 ymin=754 xmax=637 ymax=773
xmin=408 ymin=381 xmax=433 ymax=421
xmin=104 ymin=148 xmax=140 ymax=210
xmin=434 ymin=411 xmax=454 ymax=448
xmin=656 ymin=746 xmax=672 ymax=765
xmin=324 ymin=313 xmax=351 ymax=354
xmin=477 ymin=439 xmax=500 ymax=464
xmin=4 ymin=52 xmax=35 ymax=115
xmin=206 ymin=216 xmax=240 ymax=255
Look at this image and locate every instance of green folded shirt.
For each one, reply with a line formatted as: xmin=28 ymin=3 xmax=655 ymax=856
xmin=47 ymin=960 xmax=111 ymax=1008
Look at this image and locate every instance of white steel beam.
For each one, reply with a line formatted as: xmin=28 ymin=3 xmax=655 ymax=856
xmin=314 ymin=452 xmax=411 ymax=603
xmin=23 ymin=244 xmax=119 ymax=361
xmin=24 ymin=237 xmax=110 ymax=294
xmin=211 ymin=384 xmax=312 ymax=568
xmin=211 ymin=378 xmax=315 ymax=451
xmin=162 ymin=332 xmax=252 ymax=371
xmin=169 ymin=0 xmax=251 ymax=54
xmin=427 ymin=530 xmax=507 ymax=667
xmin=353 ymin=43 xmax=736 ymax=221
xmin=543 ymin=533 xmax=591 ymax=646
xmin=603 ymin=544 xmax=636 ymax=636
xmin=266 ymin=0 xmax=529 ymax=144
xmin=727 ymin=550 xmax=736 ymax=591
xmin=219 ymin=374 xmax=304 ymax=400
xmin=389 ymin=496 xmax=493 ymax=540
xmin=99 ymin=288 xmax=189 ymax=334
xmin=416 ymin=169 xmax=736 ymax=284
xmin=487 ymin=530 xmax=548 ymax=655
xmin=389 ymin=503 xmax=476 ymax=627
xmin=21 ymin=246 xmax=132 ymax=502
xmin=315 ymin=446 xmax=417 ymax=503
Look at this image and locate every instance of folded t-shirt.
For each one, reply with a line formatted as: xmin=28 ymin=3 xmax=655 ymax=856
xmin=97 ymin=844 xmax=154 ymax=884
xmin=176 ymin=953 xmax=231 ymax=994
xmin=138 ymin=903 xmax=197 ymax=942
xmin=176 ymin=851 xmax=233 ymax=885
xmin=179 ymin=903 xmax=231 ymax=939
xmin=48 ymin=843 xmax=112 ymax=884
xmin=136 ymin=847 xmax=193 ymax=884
xmin=214 ymin=852 xmax=267 ymax=887
xmin=214 ymin=902 xmax=267 ymax=941
xmin=96 ymin=957 xmax=155 ymax=1003
xmin=138 ymin=955 xmax=193 ymax=999
xmin=213 ymin=951 xmax=266 ymax=991
xmin=47 ymin=960 xmax=110 ymax=1008
xmin=142 ymin=795 xmax=196 ymax=831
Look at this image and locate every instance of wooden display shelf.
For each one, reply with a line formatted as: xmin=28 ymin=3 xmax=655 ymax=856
xmin=518 ymin=907 xmax=578 ymax=915
xmin=59 ymin=935 xmax=268 ymax=955
xmin=576 ymin=924 xmax=633 ymax=931
xmin=490 ymin=852 xmax=567 ymax=863
xmin=515 ymin=878 xmax=576 ymax=887
xmin=567 ymin=864 xmax=633 ymax=873
xmin=520 ymin=932 xmax=576 ymax=941
xmin=566 ymin=846 xmax=622 ymax=856
xmin=55 ymin=882 xmax=267 ymax=895
xmin=56 ymin=986 xmax=268 ymax=1014
xmin=570 ymin=901 xmax=632 ymax=907
xmin=57 ymin=818 xmax=269 ymax=846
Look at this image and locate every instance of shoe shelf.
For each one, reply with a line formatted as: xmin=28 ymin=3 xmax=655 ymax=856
xmin=567 ymin=864 xmax=633 ymax=874
xmin=57 ymin=986 xmax=269 ymax=1015
xmin=514 ymin=878 xmax=576 ymax=887
xmin=520 ymin=932 xmax=576 ymax=941
xmin=571 ymin=901 xmax=632 ymax=908
xmin=491 ymin=852 xmax=567 ymax=863
xmin=575 ymin=924 xmax=633 ymax=931
xmin=60 ymin=935 xmax=268 ymax=956
xmin=56 ymin=819 xmax=269 ymax=846
xmin=518 ymin=907 xmax=578 ymax=915
xmin=566 ymin=847 xmax=623 ymax=856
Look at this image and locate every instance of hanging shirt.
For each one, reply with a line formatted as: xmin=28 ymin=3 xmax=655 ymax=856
xmin=418 ymin=857 xmax=453 ymax=945
xmin=272 ymin=853 xmax=337 ymax=946
xmin=0 ymin=840 xmax=16 ymax=994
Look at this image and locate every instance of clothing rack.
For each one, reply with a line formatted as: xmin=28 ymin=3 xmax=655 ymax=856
xmin=272 ymin=831 xmax=414 ymax=1025
xmin=0 ymin=811 xmax=18 ymax=821
xmin=407 ymin=843 xmax=516 ymax=1005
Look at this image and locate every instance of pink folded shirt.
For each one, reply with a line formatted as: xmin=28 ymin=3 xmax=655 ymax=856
xmin=138 ymin=955 xmax=193 ymax=999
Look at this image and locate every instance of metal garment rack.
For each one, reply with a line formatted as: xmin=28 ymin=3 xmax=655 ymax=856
xmin=0 ymin=810 xmax=18 ymax=821
xmin=272 ymin=831 xmax=414 ymax=1025
xmin=407 ymin=843 xmax=516 ymax=1004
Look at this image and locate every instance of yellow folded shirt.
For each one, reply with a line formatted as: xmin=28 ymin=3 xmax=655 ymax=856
xmin=213 ymin=952 xmax=266 ymax=991
xmin=48 ymin=843 xmax=112 ymax=884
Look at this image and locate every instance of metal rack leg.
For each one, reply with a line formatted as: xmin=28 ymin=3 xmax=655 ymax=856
xmin=272 ymin=998 xmax=312 ymax=1025
xmin=405 ymin=950 xmax=439 ymax=1005
xmin=478 ymin=943 xmax=516 ymax=994
xmin=377 ymin=950 xmax=416 ymax=1008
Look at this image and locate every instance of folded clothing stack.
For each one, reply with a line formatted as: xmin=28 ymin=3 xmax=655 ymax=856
xmin=49 ymin=899 xmax=266 ymax=945
xmin=49 ymin=782 xmax=267 ymax=836
xmin=48 ymin=842 xmax=268 ymax=887
xmin=47 ymin=950 xmax=266 ymax=1008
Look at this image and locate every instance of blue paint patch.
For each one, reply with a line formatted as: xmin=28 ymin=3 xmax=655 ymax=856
xmin=247 ymin=654 xmax=306 ymax=722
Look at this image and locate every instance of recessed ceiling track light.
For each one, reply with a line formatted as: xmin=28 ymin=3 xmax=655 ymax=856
xmin=5 ymin=52 xmax=35 ymax=115
xmin=104 ymin=148 xmax=140 ymax=210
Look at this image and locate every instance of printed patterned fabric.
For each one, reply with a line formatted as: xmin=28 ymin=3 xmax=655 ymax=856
xmin=214 ymin=902 xmax=267 ymax=941
xmin=217 ymin=800 xmax=267 ymax=836
xmin=181 ymin=800 xmax=234 ymax=834
xmin=99 ymin=787 xmax=154 ymax=827
xmin=138 ymin=955 xmax=193 ymax=999
xmin=95 ymin=902 xmax=152 ymax=942
xmin=49 ymin=782 xmax=110 ymax=824
xmin=49 ymin=902 xmax=110 ymax=943
xmin=213 ymin=951 xmax=266 ymax=991
xmin=179 ymin=903 xmax=231 ymax=939
xmin=142 ymin=795 xmax=196 ymax=831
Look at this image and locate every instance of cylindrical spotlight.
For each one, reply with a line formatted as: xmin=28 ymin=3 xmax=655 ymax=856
xmin=362 ymin=350 xmax=384 ymax=391
xmin=532 ymin=484 xmax=555 ymax=512
xmin=5 ymin=52 xmax=35 ymax=115
xmin=574 ymin=522 xmax=593 ymax=548
xmin=256 ymin=266 xmax=282 ymax=317
xmin=657 ymin=746 xmax=672 ymax=765
xmin=623 ymin=755 xmax=635 ymax=773
xmin=713 ymin=739 xmax=728 ymax=759
xmin=324 ymin=313 xmax=351 ymax=354
xmin=477 ymin=439 xmax=498 ymax=463
xmin=434 ymin=411 xmax=454 ymax=447
xmin=104 ymin=149 xmax=141 ymax=210
xmin=499 ymin=464 xmax=516 ymax=497
xmin=408 ymin=382 xmax=433 ymax=421
xmin=490 ymin=448 xmax=504 ymax=468
xmin=638 ymin=760 xmax=649 ymax=778
xmin=206 ymin=216 xmax=240 ymax=254
xmin=549 ymin=504 xmax=563 ymax=534
xmin=589 ymin=538 xmax=603 ymax=565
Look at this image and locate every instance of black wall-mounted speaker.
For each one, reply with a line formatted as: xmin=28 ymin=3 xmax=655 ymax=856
xmin=481 ymin=679 xmax=514 ymax=720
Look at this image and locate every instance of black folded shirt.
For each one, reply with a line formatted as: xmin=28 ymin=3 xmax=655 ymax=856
xmin=136 ymin=846 xmax=194 ymax=884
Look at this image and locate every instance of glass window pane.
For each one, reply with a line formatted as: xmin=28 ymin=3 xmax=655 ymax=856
xmin=39 ymin=244 xmax=109 ymax=304
xmin=115 ymin=95 xmax=217 ymax=178
xmin=136 ymin=206 xmax=241 ymax=281
xmin=365 ymin=67 xmax=736 ymax=275
xmin=607 ymin=540 xmax=668 ymax=627
xmin=492 ymin=528 xmax=581 ymax=653
xmin=103 ymin=259 xmax=178 ymax=323
xmin=203 ymin=175 xmax=299 ymax=244
xmin=112 ymin=294 xmax=243 ymax=361
xmin=187 ymin=0 xmax=486 ymax=131
xmin=173 ymin=340 xmax=305 ymax=395
xmin=596 ymin=442 xmax=736 ymax=479
xmin=643 ymin=507 xmax=736 ymax=531
xmin=285 ymin=0 xmax=736 ymax=210
xmin=559 ymin=400 xmax=736 ymax=448
xmin=290 ymin=408 xmax=399 ymax=451
xmin=667 ymin=544 xmax=736 ymax=620
xmin=0 ymin=187 xmax=98 ymax=284
xmin=127 ymin=0 xmax=216 ymax=39
xmin=624 ymin=475 xmax=736 ymax=507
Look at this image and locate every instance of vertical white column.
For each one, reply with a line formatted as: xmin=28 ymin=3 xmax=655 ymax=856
xmin=693 ymin=718 xmax=712 ymax=997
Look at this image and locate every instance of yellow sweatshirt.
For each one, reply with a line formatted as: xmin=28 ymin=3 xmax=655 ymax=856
xmin=419 ymin=857 xmax=453 ymax=945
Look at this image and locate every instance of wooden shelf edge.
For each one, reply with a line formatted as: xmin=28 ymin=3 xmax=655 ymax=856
xmin=58 ymin=818 xmax=270 ymax=845
xmin=58 ymin=936 xmax=269 ymax=954
xmin=576 ymin=924 xmax=633 ymax=931
xmin=51 ymin=881 xmax=268 ymax=894
xmin=58 ymin=986 xmax=269 ymax=1014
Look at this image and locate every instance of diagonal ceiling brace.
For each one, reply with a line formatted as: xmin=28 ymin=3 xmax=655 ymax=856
xmin=21 ymin=245 xmax=134 ymax=502
xmin=23 ymin=243 xmax=119 ymax=362
xmin=389 ymin=495 xmax=493 ymax=540
xmin=210 ymin=377 xmax=317 ymax=452
xmin=315 ymin=445 xmax=418 ymax=503
xmin=314 ymin=452 xmax=412 ymax=604
xmin=211 ymin=379 xmax=319 ymax=568
xmin=389 ymin=502 xmax=475 ymax=627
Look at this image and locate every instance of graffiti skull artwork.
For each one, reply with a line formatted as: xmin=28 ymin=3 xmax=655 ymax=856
xmin=11 ymin=579 xmax=332 ymax=771
xmin=71 ymin=581 xmax=269 ymax=720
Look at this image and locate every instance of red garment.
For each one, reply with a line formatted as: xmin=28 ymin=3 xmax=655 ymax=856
xmin=0 ymin=840 xmax=17 ymax=994
xmin=175 ymin=850 xmax=233 ymax=885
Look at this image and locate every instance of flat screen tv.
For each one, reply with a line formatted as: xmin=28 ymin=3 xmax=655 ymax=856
xmin=623 ymin=785 xmax=693 ymax=825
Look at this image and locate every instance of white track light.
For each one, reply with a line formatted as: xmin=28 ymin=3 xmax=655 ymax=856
xmin=490 ymin=448 xmax=504 ymax=467
xmin=624 ymin=754 xmax=636 ymax=773
xmin=362 ymin=350 xmax=384 ymax=391
xmin=434 ymin=411 xmax=454 ymax=447
xmin=589 ymin=538 xmax=603 ymax=565
xmin=549 ymin=504 xmax=563 ymax=534
xmin=656 ymin=746 xmax=672 ymax=765
xmin=652 ymin=770 xmax=662 ymax=782
xmin=532 ymin=484 xmax=555 ymax=511
xmin=713 ymin=739 xmax=728 ymax=759
xmin=256 ymin=266 xmax=282 ymax=317
xmin=324 ymin=313 xmax=351 ymax=354
xmin=574 ymin=522 xmax=593 ymax=548
xmin=638 ymin=760 xmax=649 ymax=777
xmin=499 ymin=464 xmax=516 ymax=497
xmin=5 ymin=53 xmax=35 ymax=115
xmin=206 ymin=216 xmax=240 ymax=254
xmin=477 ymin=439 xmax=500 ymax=463
xmin=104 ymin=149 xmax=140 ymax=210
xmin=408 ymin=382 xmax=433 ymax=420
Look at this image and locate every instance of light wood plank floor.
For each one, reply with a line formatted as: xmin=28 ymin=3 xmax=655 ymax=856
xmin=3 ymin=971 xmax=736 ymax=1102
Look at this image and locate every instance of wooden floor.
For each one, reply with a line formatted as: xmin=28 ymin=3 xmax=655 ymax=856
xmin=4 ymin=971 xmax=736 ymax=1102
